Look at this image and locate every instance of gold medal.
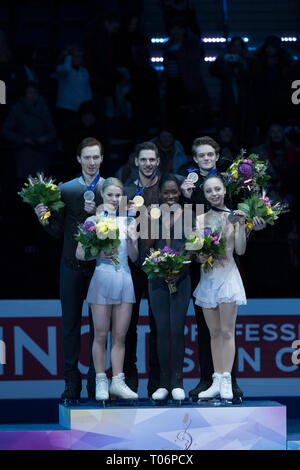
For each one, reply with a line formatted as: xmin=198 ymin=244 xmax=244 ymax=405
xmin=133 ymin=195 xmax=144 ymax=207
xmin=150 ymin=207 xmax=161 ymax=219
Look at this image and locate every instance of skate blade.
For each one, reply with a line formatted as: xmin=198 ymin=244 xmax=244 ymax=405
xmin=151 ymin=398 xmax=170 ymax=405
xmin=62 ymin=398 xmax=80 ymax=406
xmin=197 ymin=397 xmax=221 ymax=406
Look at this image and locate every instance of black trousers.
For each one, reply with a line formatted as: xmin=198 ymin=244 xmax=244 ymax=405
xmin=191 ymin=262 xmax=238 ymax=380
xmin=60 ymin=261 xmax=95 ymax=383
xmin=148 ymin=274 xmax=191 ymax=389
xmin=124 ymin=263 xmax=160 ymax=395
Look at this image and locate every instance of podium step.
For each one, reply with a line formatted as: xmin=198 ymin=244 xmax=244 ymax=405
xmin=58 ymin=399 xmax=286 ymax=450
xmin=0 ymin=400 xmax=288 ymax=450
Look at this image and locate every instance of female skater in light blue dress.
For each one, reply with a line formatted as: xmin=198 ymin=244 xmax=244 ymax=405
xmin=76 ymin=177 xmax=139 ymax=401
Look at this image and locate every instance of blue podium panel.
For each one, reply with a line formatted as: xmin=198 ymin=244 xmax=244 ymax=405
xmin=59 ymin=401 xmax=286 ymax=450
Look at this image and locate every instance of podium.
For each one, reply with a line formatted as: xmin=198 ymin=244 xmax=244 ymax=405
xmin=58 ymin=399 xmax=286 ymax=450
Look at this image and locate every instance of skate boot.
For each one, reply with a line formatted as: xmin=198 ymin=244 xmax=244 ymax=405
xmin=151 ymin=388 xmax=169 ymax=402
xmin=95 ymin=373 xmax=109 ymax=402
xmin=220 ymin=372 xmax=233 ymax=403
xmin=189 ymin=378 xmax=213 ymax=399
xmin=232 ymin=377 xmax=243 ymax=404
xmin=198 ymin=373 xmax=221 ymax=401
xmin=171 ymin=388 xmax=185 ymax=405
xmin=109 ymin=373 xmax=138 ymax=400
xmin=61 ymin=381 xmax=81 ymax=405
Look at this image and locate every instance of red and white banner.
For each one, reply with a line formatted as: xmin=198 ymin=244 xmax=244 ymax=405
xmin=0 ymin=299 xmax=299 ymax=398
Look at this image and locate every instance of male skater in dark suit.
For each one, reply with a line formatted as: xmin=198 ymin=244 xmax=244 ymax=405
xmin=34 ymin=137 xmax=105 ymax=400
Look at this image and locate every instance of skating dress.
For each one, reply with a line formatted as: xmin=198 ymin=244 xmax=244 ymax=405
xmin=193 ymin=210 xmax=247 ymax=309
xmin=86 ymin=214 xmax=136 ymax=305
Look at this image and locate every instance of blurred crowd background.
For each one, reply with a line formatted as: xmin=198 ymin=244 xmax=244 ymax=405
xmin=0 ymin=0 xmax=300 ymax=299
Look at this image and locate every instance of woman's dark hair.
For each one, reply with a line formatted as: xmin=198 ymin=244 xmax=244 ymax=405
xmin=159 ymin=173 xmax=181 ymax=191
xmin=202 ymin=173 xmax=225 ymax=190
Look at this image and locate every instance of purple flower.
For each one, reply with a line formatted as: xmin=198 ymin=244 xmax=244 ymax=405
xmin=161 ymin=246 xmax=174 ymax=254
xmin=204 ymin=228 xmax=212 ymax=236
xmin=88 ymin=226 xmax=97 ymax=232
xmin=213 ymin=240 xmax=220 ymax=245
xmin=239 ymin=163 xmax=252 ymax=178
xmin=174 ymin=251 xmax=180 ymax=256
xmin=84 ymin=220 xmax=94 ymax=229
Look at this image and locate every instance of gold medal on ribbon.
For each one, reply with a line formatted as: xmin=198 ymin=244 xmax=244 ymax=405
xmin=133 ymin=195 xmax=144 ymax=207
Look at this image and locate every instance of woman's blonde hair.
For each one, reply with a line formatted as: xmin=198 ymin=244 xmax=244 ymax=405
xmin=96 ymin=177 xmax=124 ymax=214
xmin=101 ymin=177 xmax=124 ymax=194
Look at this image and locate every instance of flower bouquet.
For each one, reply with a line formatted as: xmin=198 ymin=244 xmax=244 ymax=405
xmin=237 ymin=191 xmax=289 ymax=235
xmin=75 ymin=217 xmax=121 ymax=264
xmin=185 ymin=227 xmax=226 ymax=272
xmin=18 ymin=172 xmax=65 ymax=224
xmin=142 ymin=246 xmax=191 ymax=294
xmin=223 ymin=150 xmax=270 ymax=196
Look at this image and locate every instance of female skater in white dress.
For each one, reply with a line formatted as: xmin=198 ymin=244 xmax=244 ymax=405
xmin=193 ymin=174 xmax=247 ymax=400
xmin=76 ymin=177 xmax=139 ymax=401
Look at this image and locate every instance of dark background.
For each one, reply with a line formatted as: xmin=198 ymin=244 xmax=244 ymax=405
xmin=0 ymin=0 xmax=300 ymax=299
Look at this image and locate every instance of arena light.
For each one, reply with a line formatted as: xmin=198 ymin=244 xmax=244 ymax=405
xmin=248 ymin=46 xmax=257 ymax=51
xmin=204 ymin=56 xmax=217 ymax=62
xmin=281 ymin=37 xmax=298 ymax=42
xmin=202 ymin=37 xmax=226 ymax=43
xmin=150 ymin=57 xmax=164 ymax=63
xmin=154 ymin=65 xmax=165 ymax=71
xmin=151 ymin=37 xmax=169 ymax=44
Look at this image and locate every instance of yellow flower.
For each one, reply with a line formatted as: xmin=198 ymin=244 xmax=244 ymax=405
xmin=207 ymin=256 xmax=213 ymax=267
xmin=46 ymin=184 xmax=57 ymax=191
xmin=153 ymin=251 xmax=161 ymax=257
xmin=41 ymin=211 xmax=51 ymax=221
xmin=266 ymin=207 xmax=273 ymax=215
xmin=245 ymin=221 xmax=253 ymax=231
xmin=171 ymin=270 xmax=180 ymax=274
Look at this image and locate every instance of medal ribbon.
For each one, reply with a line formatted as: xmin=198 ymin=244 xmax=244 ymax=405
xmin=82 ymin=173 xmax=100 ymax=191
xmin=187 ymin=168 xmax=218 ymax=176
xmin=136 ymin=170 xmax=158 ymax=196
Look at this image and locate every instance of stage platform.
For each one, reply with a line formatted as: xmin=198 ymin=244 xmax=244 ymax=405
xmin=0 ymin=399 xmax=293 ymax=450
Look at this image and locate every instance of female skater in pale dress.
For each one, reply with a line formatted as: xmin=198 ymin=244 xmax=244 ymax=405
xmin=193 ymin=175 xmax=247 ymax=400
xmin=76 ymin=177 xmax=139 ymax=401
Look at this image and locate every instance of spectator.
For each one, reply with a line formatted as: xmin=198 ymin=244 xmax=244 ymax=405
xmin=151 ymin=128 xmax=189 ymax=173
xmin=0 ymin=29 xmax=27 ymax=108
xmin=253 ymin=122 xmax=299 ymax=204
xmin=115 ymin=151 xmax=139 ymax=184
xmin=216 ymin=124 xmax=240 ymax=171
xmin=251 ymin=35 xmax=293 ymax=137
xmin=1 ymin=81 xmax=56 ymax=184
xmin=55 ymin=44 xmax=93 ymax=141
xmin=209 ymin=36 xmax=254 ymax=146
